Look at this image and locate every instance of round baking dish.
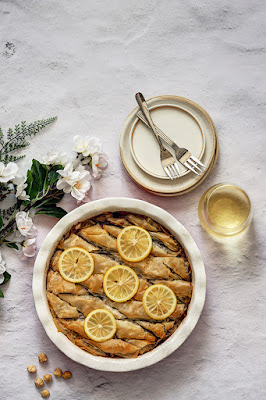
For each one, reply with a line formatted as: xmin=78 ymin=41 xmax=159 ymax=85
xmin=33 ymin=198 xmax=206 ymax=372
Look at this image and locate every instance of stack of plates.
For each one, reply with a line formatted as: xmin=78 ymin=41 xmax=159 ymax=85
xmin=119 ymin=95 xmax=218 ymax=196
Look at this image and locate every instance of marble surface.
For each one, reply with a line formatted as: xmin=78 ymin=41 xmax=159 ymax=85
xmin=0 ymin=1 xmax=265 ymax=399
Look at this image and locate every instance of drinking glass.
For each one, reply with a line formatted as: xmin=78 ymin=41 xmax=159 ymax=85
xmin=198 ymin=183 xmax=253 ymax=237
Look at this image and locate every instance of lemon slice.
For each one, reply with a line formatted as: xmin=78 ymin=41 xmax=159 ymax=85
xmin=103 ymin=265 xmax=139 ymax=302
xmin=143 ymin=284 xmax=177 ymax=320
xmin=58 ymin=247 xmax=94 ymax=283
xmin=84 ymin=309 xmax=116 ymax=342
xmin=117 ymin=226 xmax=152 ymax=262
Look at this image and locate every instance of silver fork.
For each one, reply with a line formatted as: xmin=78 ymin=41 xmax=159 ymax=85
xmin=135 ymin=93 xmax=180 ymax=180
xmin=137 ymin=110 xmax=206 ymax=175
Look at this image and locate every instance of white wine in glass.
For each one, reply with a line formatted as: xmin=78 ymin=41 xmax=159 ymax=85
xmin=198 ymin=183 xmax=252 ymax=237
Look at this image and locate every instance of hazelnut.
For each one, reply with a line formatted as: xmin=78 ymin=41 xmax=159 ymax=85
xmin=27 ymin=365 xmax=37 ymax=373
xmin=54 ymin=368 xmax=62 ymax=378
xmin=62 ymin=371 xmax=72 ymax=379
xmin=41 ymin=389 xmax=50 ymax=398
xmin=43 ymin=374 xmax=52 ymax=383
xmin=35 ymin=378 xmax=44 ymax=388
xmin=38 ymin=353 xmax=48 ymax=363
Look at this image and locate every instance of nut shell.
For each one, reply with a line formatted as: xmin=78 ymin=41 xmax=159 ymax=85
xmin=27 ymin=365 xmax=36 ymax=373
xmin=41 ymin=389 xmax=50 ymax=398
xmin=43 ymin=374 xmax=52 ymax=383
xmin=54 ymin=368 xmax=62 ymax=377
xmin=38 ymin=353 xmax=48 ymax=363
xmin=35 ymin=378 xmax=44 ymax=388
xmin=62 ymin=371 xmax=72 ymax=379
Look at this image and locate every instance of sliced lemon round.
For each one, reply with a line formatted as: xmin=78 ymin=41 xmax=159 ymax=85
xmin=84 ymin=309 xmax=116 ymax=342
xmin=117 ymin=226 xmax=152 ymax=262
xmin=143 ymin=284 xmax=177 ymax=320
xmin=103 ymin=265 xmax=139 ymax=302
xmin=58 ymin=247 xmax=94 ymax=283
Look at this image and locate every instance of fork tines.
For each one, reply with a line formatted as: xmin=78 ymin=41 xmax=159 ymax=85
xmin=184 ymin=155 xmax=206 ymax=175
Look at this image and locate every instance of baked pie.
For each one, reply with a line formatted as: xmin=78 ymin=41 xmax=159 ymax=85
xmin=46 ymin=212 xmax=192 ymax=358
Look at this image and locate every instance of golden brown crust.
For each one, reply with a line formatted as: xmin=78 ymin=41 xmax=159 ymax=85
xmin=61 ymin=233 xmax=99 ymax=252
xmin=47 ymin=270 xmax=87 ymax=296
xmin=79 ymin=224 xmax=117 ymax=250
xmin=46 ymin=211 xmax=192 ymax=358
xmin=46 ymin=292 xmax=79 ymax=319
xmin=81 ymin=274 xmax=104 ymax=294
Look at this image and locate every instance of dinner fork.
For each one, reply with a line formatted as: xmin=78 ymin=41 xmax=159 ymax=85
xmin=135 ymin=93 xmax=180 ymax=180
xmin=137 ymin=110 xmax=206 ymax=175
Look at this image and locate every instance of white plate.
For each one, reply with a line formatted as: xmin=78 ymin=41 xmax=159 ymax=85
xmin=130 ymin=104 xmax=205 ymax=179
xmin=120 ymin=95 xmax=218 ymax=195
xmin=33 ymin=198 xmax=206 ymax=372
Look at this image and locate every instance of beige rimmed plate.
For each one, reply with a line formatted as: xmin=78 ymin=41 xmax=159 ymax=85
xmin=33 ymin=198 xmax=206 ymax=372
xmin=136 ymin=139 xmax=219 ymax=197
xmin=120 ymin=95 xmax=218 ymax=195
xmin=130 ymin=104 xmax=205 ymax=179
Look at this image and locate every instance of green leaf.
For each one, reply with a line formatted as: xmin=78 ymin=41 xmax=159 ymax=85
xmin=47 ymin=164 xmax=62 ymax=186
xmin=26 ymin=160 xmax=48 ymax=199
xmin=0 ymin=215 xmax=3 ymax=229
xmin=32 ymin=159 xmax=48 ymax=188
xmin=26 ymin=169 xmax=33 ymax=196
xmin=29 ymin=175 xmax=41 ymax=199
xmin=35 ymin=206 xmax=67 ymax=219
xmin=0 ymin=271 xmax=11 ymax=285
xmin=47 ymin=171 xmax=59 ymax=186
xmin=4 ymin=242 xmax=19 ymax=250
xmin=0 ymin=288 xmax=4 ymax=298
xmin=26 ymin=160 xmax=48 ymax=200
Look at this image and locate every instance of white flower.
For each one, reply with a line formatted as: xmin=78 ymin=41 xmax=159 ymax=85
xmin=73 ymin=136 xmax=102 ymax=157
xmin=57 ymin=152 xmax=72 ymax=167
xmin=15 ymin=211 xmax=37 ymax=237
xmin=57 ymin=163 xmax=81 ymax=191
xmin=42 ymin=151 xmax=59 ymax=165
xmin=12 ymin=176 xmax=30 ymax=201
xmin=22 ymin=237 xmax=36 ymax=257
xmin=16 ymin=183 xmax=29 ymax=201
xmin=91 ymin=152 xmax=108 ymax=179
xmin=0 ymin=162 xmax=19 ymax=183
xmin=0 ymin=251 xmax=6 ymax=284
xmin=57 ymin=163 xmax=91 ymax=201
xmin=71 ymin=166 xmax=91 ymax=201
xmin=42 ymin=151 xmax=71 ymax=167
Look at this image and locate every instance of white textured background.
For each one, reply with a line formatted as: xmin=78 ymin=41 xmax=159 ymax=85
xmin=0 ymin=1 xmax=265 ymax=399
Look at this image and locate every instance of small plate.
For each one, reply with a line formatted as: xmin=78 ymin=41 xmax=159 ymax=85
xmin=130 ymin=104 xmax=205 ymax=179
xmin=120 ymin=95 xmax=218 ymax=196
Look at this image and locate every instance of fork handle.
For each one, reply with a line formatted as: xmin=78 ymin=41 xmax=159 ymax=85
xmin=135 ymin=92 xmax=162 ymax=145
xmin=137 ymin=110 xmax=180 ymax=150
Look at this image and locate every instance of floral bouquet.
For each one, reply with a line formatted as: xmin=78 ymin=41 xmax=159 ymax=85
xmin=0 ymin=118 xmax=107 ymax=297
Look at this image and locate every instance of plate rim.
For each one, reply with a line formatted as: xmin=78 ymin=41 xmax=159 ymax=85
xmin=33 ymin=198 xmax=206 ymax=372
xmin=129 ymin=102 xmax=206 ymax=179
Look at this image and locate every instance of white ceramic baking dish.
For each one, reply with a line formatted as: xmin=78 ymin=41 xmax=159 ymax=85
xmin=33 ymin=198 xmax=206 ymax=372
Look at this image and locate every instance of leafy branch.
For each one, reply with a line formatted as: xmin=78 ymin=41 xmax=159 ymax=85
xmin=0 ymin=117 xmax=57 ymax=163
xmin=0 ymin=160 xmax=67 ymax=246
